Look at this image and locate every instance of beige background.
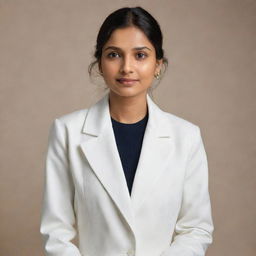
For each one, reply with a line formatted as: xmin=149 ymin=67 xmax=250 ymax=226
xmin=0 ymin=0 xmax=255 ymax=255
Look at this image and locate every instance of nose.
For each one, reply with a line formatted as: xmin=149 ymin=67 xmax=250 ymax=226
xmin=119 ymin=55 xmax=134 ymax=74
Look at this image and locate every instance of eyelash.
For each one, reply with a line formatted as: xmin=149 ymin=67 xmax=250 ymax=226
xmin=107 ymin=52 xmax=148 ymax=59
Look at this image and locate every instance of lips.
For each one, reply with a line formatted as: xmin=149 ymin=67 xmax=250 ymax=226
xmin=116 ymin=78 xmax=139 ymax=82
xmin=116 ymin=78 xmax=139 ymax=86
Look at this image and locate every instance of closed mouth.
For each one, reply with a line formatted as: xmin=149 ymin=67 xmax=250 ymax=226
xmin=116 ymin=78 xmax=139 ymax=82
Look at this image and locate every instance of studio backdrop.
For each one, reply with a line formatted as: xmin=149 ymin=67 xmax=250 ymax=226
xmin=0 ymin=0 xmax=255 ymax=255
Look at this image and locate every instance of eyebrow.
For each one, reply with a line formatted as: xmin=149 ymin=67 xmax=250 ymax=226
xmin=103 ymin=46 xmax=152 ymax=52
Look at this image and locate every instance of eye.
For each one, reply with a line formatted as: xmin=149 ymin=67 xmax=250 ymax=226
xmin=107 ymin=52 xmax=120 ymax=58
xmin=136 ymin=52 xmax=147 ymax=59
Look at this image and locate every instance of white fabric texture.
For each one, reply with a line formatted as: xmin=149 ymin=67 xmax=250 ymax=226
xmin=40 ymin=92 xmax=214 ymax=256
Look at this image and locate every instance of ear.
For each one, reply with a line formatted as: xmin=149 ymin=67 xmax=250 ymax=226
xmin=155 ymin=59 xmax=163 ymax=74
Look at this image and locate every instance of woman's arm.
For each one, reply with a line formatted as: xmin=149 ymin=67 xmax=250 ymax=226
xmin=40 ymin=118 xmax=82 ymax=256
xmin=161 ymin=126 xmax=214 ymax=256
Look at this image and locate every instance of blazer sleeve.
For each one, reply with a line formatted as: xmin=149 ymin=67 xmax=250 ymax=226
xmin=161 ymin=126 xmax=214 ymax=256
xmin=40 ymin=118 xmax=82 ymax=256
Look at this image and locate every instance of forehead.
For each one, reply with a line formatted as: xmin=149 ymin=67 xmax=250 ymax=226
xmin=103 ymin=26 xmax=154 ymax=50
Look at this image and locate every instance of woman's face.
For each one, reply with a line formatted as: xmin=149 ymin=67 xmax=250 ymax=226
xmin=99 ymin=26 xmax=162 ymax=98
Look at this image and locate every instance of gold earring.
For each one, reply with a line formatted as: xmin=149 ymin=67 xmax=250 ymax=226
xmin=154 ymin=72 xmax=160 ymax=79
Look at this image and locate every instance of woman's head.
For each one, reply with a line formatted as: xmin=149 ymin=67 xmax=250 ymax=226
xmin=88 ymin=6 xmax=168 ymax=97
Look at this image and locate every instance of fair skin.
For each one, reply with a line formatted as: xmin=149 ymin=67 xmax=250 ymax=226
xmin=99 ymin=26 xmax=163 ymax=124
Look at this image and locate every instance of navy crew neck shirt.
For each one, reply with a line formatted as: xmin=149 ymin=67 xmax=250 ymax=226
xmin=111 ymin=110 xmax=149 ymax=196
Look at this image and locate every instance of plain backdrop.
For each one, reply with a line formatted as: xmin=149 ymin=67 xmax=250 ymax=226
xmin=0 ymin=0 xmax=255 ymax=255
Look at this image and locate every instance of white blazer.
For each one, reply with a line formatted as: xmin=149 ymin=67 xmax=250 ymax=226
xmin=40 ymin=92 xmax=214 ymax=256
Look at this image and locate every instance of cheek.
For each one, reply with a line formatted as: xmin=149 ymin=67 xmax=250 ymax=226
xmin=139 ymin=62 xmax=156 ymax=78
xmin=101 ymin=60 xmax=119 ymax=73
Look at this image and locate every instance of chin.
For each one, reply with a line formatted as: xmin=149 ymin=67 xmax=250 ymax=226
xmin=109 ymin=88 xmax=147 ymax=99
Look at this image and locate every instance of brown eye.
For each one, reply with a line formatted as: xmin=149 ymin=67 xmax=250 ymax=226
xmin=107 ymin=52 xmax=120 ymax=58
xmin=136 ymin=52 xmax=147 ymax=59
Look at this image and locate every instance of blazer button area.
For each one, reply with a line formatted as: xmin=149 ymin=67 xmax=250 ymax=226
xmin=126 ymin=249 xmax=135 ymax=256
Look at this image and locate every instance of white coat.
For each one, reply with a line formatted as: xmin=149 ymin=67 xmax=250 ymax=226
xmin=40 ymin=92 xmax=214 ymax=256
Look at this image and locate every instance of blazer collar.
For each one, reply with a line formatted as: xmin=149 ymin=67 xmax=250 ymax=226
xmin=79 ymin=92 xmax=174 ymax=235
xmin=82 ymin=92 xmax=172 ymax=137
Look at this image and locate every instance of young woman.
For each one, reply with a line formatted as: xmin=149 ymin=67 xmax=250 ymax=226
xmin=40 ymin=6 xmax=214 ymax=256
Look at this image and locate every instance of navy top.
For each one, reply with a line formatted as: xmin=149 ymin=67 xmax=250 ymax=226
xmin=111 ymin=109 xmax=149 ymax=196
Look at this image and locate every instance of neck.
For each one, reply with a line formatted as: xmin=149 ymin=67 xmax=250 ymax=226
xmin=108 ymin=92 xmax=148 ymax=124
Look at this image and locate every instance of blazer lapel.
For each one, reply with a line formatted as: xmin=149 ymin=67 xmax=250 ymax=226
xmin=130 ymin=96 xmax=174 ymax=213
xmin=79 ymin=92 xmax=135 ymax=232
xmin=79 ymin=92 xmax=174 ymax=233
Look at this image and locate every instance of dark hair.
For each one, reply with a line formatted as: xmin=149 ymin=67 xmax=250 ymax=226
xmin=88 ymin=6 xmax=168 ymax=96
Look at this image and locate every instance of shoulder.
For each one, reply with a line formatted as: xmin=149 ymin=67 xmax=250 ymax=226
xmin=57 ymin=108 xmax=88 ymax=124
xmin=49 ymin=108 xmax=89 ymax=133
xmin=163 ymin=110 xmax=201 ymax=136
xmin=149 ymin=94 xmax=201 ymax=137
xmin=161 ymin=110 xmax=204 ymax=156
xmin=51 ymin=94 xmax=106 ymax=129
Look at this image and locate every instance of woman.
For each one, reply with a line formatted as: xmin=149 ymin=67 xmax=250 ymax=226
xmin=40 ymin=6 xmax=214 ymax=256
